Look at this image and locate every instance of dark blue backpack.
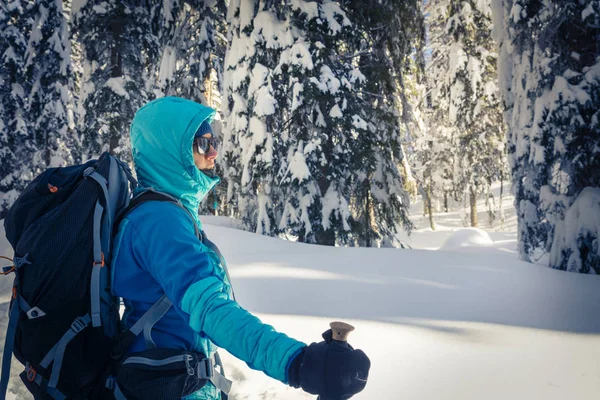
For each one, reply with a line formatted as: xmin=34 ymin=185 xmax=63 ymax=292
xmin=1 ymin=153 xmax=233 ymax=400
xmin=1 ymin=153 xmax=137 ymax=399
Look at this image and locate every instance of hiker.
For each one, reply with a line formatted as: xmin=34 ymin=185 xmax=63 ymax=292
xmin=111 ymin=96 xmax=371 ymax=399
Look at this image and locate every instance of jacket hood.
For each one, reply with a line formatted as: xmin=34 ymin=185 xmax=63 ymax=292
xmin=130 ymin=97 xmax=219 ymax=229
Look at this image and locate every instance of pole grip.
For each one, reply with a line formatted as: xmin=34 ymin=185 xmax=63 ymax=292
xmin=330 ymin=321 xmax=354 ymax=342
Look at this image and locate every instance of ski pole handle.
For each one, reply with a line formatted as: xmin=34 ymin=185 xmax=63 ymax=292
xmin=317 ymin=322 xmax=356 ymax=400
xmin=330 ymin=321 xmax=354 ymax=342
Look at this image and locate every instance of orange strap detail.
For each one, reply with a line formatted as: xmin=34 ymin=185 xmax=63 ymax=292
xmin=26 ymin=367 xmax=37 ymax=382
xmin=93 ymin=252 xmax=105 ymax=267
xmin=48 ymin=184 xmax=58 ymax=193
xmin=0 ymin=256 xmax=15 ymax=275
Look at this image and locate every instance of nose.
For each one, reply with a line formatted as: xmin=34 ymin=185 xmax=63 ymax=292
xmin=205 ymin=145 xmax=218 ymax=160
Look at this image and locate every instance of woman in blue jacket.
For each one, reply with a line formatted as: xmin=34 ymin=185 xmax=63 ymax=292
xmin=112 ymin=97 xmax=370 ymax=400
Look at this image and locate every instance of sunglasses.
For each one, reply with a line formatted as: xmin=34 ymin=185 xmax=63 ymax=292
xmin=194 ymin=136 xmax=219 ymax=154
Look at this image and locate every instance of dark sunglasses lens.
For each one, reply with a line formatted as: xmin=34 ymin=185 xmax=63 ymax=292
xmin=196 ymin=137 xmax=218 ymax=154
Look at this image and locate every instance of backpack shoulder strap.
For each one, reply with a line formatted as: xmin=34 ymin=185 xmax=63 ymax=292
xmin=114 ymin=189 xmax=200 ymax=239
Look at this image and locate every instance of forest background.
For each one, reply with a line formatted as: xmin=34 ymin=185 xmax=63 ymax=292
xmin=1 ymin=0 xmax=599 ymax=274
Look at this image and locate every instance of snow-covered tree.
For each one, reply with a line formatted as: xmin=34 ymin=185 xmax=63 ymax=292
xmin=72 ymin=0 xmax=159 ymax=162
xmin=149 ymin=0 xmax=228 ymax=216
xmin=0 ymin=1 xmax=32 ymax=219
xmin=343 ymin=0 xmax=422 ymax=246
xmin=156 ymin=1 xmax=227 ymax=103
xmin=424 ymin=0 xmax=506 ymax=228
xmin=223 ymin=0 xmax=364 ymax=244
xmin=492 ymin=0 xmax=600 ymax=273
xmin=25 ymin=0 xmax=74 ymax=170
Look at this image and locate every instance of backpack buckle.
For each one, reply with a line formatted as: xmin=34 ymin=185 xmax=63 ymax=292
xmin=71 ymin=317 xmax=87 ymax=333
xmin=197 ymin=357 xmax=214 ymax=379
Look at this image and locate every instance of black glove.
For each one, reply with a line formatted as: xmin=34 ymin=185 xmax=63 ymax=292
xmin=288 ymin=329 xmax=371 ymax=400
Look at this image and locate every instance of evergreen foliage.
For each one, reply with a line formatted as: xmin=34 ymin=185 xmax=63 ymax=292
xmin=25 ymin=0 xmax=74 ymax=170
xmin=0 ymin=1 xmax=31 ymax=219
xmin=423 ymin=0 xmax=506 ymax=228
xmin=343 ymin=0 xmax=423 ymax=245
xmin=493 ymin=0 xmax=600 ymax=273
xmin=223 ymin=0 xmax=364 ymax=244
xmin=72 ymin=0 xmax=159 ymax=162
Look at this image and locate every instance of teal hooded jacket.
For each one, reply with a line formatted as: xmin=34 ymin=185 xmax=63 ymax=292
xmin=111 ymin=97 xmax=306 ymax=399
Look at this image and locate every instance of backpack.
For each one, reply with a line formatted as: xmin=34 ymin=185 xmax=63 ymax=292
xmin=0 ymin=153 xmax=232 ymax=400
xmin=0 ymin=152 xmax=136 ymax=400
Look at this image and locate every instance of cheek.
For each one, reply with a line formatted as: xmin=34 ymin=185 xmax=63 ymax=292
xmin=193 ymin=151 xmax=203 ymax=168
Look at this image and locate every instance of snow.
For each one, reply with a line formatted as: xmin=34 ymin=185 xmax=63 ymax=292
xmin=510 ymin=3 xmax=523 ymax=23
xmin=439 ymin=228 xmax=494 ymax=250
xmin=291 ymin=82 xmax=304 ymax=112
xmin=1 ymin=183 xmax=600 ymax=399
xmin=329 ymin=104 xmax=342 ymax=118
xmin=286 ymin=150 xmax=311 ymax=183
xmin=311 ymin=65 xmax=341 ymax=94
xmin=321 ymin=187 xmax=351 ymax=231
xmin=226 ymin=36 xmax=256 ymax=68
xmin=320 ymin=1 xmax=352 ymax=35
xmin=71 ymin=0 xmax=88 ymax=14
xmin=238 ymin=0 xmax=255 ymax=30
xmin=248 ymin=63 xmax=270 ymax=95
xmin=348 ymin=68 xmax=366 ymax=84
xmin=158 ymin=46 xmax=177 ymax=88
xmin=582 ymin=3 xmax=597 ymax=21
xmin=104 ymin=77 xmax=130 ymax=99
xmin=252 ymin=11 xmax=294 ymax=50
xmin=248 ymin=64 xmax=277 ymax=117
xmin=252 ymin=86 xmax=276 ymax=117
xmin=352 ymin=115 xmax=367 ymax=130
xmin=276 ymin=40 xmax=314 ymax=72
xmin=474 ymin=0 xmax=492 ymax=17
xmin=92 ymin=3 xmax=108 ymax=15
xmin=290 ymin=0 xmax=319 ymax=20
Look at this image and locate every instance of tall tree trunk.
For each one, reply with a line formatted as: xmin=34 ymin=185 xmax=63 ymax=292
xmin=365 ymin=186 xmax=372 ymax=247
xmin=486 ymin=185 xmax=494 ymax=228
xmin=470 ymin=185 xmax=478 ymax=227
xmin=427 ymin=182 xmax=436 ymax=231
xmin=444 ymin=191 xmax=448 ymax=213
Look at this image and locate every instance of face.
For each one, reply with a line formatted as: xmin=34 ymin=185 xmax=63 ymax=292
xmin=193 ymin=133 xmax=218 ymax=171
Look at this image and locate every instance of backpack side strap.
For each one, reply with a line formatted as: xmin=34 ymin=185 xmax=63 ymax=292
xmin=0 ymin=285 xmax=20 ymax=400
xmin=111 ymin=294 xmax=173 ymax=360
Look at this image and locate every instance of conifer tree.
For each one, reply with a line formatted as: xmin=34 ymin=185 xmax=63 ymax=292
xmin=493 ymin=0 xmax=600 ymax=272
xmin=418 ymin=0 xmax=456 ymax=226
xmin=276 ymin=1 xmax=365 ymax=245
xmin=72 ymin=0 xmax=159 ymax=162
xmin=424 ymin=0 xmax=506 ymax=227
xmin=0 ymin=1 xmax=31 ymax=219
xmin=344 ymin=0 xmax=422 ymax=246
xmin=223 ymin=0 xmax=363 ymax=243
xmin=150 ymin=0 xmax=228 ymax=216
xmin=25 ymin=0 xmax=74 ymax=170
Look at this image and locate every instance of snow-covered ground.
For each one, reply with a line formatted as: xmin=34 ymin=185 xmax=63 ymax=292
xmin=1 ymin=182 xmax=599 ymax=399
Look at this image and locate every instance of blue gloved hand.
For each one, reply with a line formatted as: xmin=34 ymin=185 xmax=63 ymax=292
xmin=287 ymin=329 xmax=370 ymax=400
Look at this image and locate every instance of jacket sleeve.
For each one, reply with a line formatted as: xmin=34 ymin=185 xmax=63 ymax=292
xmin=128 ymin=202 xmax=306 ymax=383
